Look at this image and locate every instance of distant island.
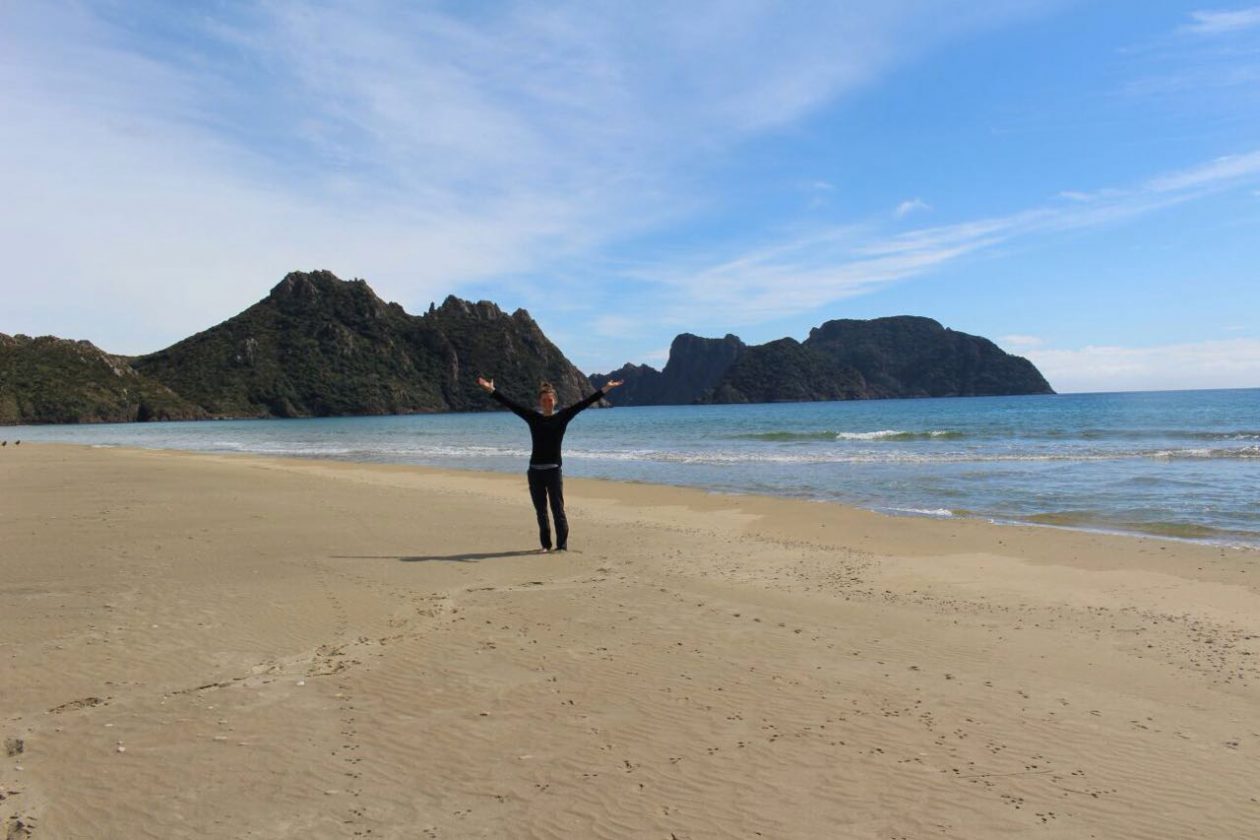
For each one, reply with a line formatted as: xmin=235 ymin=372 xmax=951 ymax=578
xmin=1 ymin=270 xmax=1052 ymax=425
xmin=589 ymin=318 xmax=1053 ymax=405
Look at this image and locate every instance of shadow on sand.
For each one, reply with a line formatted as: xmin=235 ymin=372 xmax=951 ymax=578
xmin=330 ymin=550 xmax=542 ymax=564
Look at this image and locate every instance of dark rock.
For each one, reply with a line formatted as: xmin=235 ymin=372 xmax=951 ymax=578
xmin=590 ymin=316 xmax=1052 ymax=405
xmin=589 ymin=362 xmax=663 ymax=407
xmin=591 ymin=334 xmax=745 ymax=406
xmin=701 ymin=338 xmax=866 ymax=403
xmin=805 ymin=316 xmax=1052 ymax=397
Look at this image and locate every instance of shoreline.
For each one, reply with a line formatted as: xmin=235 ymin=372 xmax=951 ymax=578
xmin=36 ymin=439 xmax=1260 ymax=550
xmin=4 ymin=443 xmax=1259 ymax=838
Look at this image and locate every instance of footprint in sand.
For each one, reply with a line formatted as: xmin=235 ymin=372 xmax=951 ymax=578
xmin=48 ymin=696 xmax=107 ymax=714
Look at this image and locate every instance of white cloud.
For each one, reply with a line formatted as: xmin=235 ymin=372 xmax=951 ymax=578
xmin=1027 ymin=338 xmax=1260 ymax=393
xmin=1055 ymin=188 xmax=1123 ymax=203
xmin=1145 ymin=150 xmax=1260 ymax=192
xmin=895 ymin=197 xmax=931 ymax=217
xmin=0 ymin=1 xmax=1063 ymax=353
xmin=1184 ymin=7 xmax=1260 ymax=35
xmin=1000 ymin=335 xmax=1045 ymax=350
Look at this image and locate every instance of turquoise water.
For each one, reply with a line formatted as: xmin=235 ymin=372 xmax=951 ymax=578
xmin=8 ymin=389 xmax=1260 ymax=545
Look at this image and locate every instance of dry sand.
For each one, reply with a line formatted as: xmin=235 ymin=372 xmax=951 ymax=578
xmin=2 ymin=444 xmax=1258 ymax=839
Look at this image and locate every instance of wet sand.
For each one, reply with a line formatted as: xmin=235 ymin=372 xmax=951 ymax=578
xmin=2 ymin=444 xmax=1258 ymax=839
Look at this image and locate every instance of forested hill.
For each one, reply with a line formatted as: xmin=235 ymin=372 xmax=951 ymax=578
xmin=0 ymin=333 xmax=205 ymax=424
xmin=3 ymin=270 xmax=594 ymax=424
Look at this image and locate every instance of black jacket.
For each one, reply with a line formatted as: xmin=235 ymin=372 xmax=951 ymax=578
xmin=491 ymin=388 xmax=604 ymax=466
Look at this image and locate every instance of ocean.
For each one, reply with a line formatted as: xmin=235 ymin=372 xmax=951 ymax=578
xmin=7 ymin=388 xmax=1259 ymax=546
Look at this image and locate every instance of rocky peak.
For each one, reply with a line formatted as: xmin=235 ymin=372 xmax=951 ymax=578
xmin=264 ymin=270 xmax=391 ymax=322
xmin=269 ymin=269 xmax=341 ymax=301
xmin=433 ymin=295 xmax=506 ymax=321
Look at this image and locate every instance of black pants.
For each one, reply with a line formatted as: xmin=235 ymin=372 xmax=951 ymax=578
xmin=527 ymin=467 xmax=568 ymax=550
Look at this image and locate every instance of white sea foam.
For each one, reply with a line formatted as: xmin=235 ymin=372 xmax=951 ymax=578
xmin=560 ymin=446 xmax=1260 ymax=466
xmin=1149 ymin=445 xmax=1260 ymax=460
xmin=833 ymin=429 xmax=960 ymax=440
xmin=736 ymin=429 xmax=962 ymax=442
xmin=835 ymin=429 xmax=902 ymax=440
xmin=885 ymin=506 xmax=955 ymax=517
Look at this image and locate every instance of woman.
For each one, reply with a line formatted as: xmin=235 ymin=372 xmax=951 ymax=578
xmin=477 ymin=376 xmax=622 ymax=552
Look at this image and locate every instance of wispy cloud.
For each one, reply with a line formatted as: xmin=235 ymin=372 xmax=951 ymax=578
xmin=0 ymin=1 xmax=1060 ymax=353
xmin=1056 ymin=188 xmax=1123 ymax=203
xmin=1119 ymin=6 xmax=1260 ymax=102
xmin=894 ymin=198 xmax=931 ymax=218
xmin=1184 ymin=7 xmax=1260 ymax=35
xmin=634 ymin=147 xmax=1260 ymax=327
xmin=1146 ymin=149 xmax=1260 ymax=192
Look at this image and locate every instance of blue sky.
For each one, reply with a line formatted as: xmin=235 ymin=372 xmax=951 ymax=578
xmin=2 ymin=1 xmax=1258 ymax=392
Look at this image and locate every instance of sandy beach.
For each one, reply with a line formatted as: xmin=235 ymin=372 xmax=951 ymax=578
xmin=2 ymin=443 xmax=1258 ymax=839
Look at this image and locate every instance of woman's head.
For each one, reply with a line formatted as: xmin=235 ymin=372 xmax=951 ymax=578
xmin=538 ymin=381 xmax=557 ymax=414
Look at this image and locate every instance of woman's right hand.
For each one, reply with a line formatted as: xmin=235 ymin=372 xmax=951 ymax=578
xmin=477 ymin=377 xmax=495 ymax=392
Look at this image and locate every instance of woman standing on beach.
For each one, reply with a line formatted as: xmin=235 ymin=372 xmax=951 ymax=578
xmin=477 ymin=376 xmax=622 ymax=552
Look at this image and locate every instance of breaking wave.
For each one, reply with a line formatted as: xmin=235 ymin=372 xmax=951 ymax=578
xmin=734 ymin=429 xmax=965 ymax=442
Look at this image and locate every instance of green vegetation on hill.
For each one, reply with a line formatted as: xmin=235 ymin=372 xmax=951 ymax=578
xmin=3 ymin=271 xmax=597 ymax=425
xmin=0 ymin=334 xmax=205 ymax=424
xmin=132 ymin=273 xmax=443 ymax=417
xmin=129 ymin=270 xmax=595 ymax=419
